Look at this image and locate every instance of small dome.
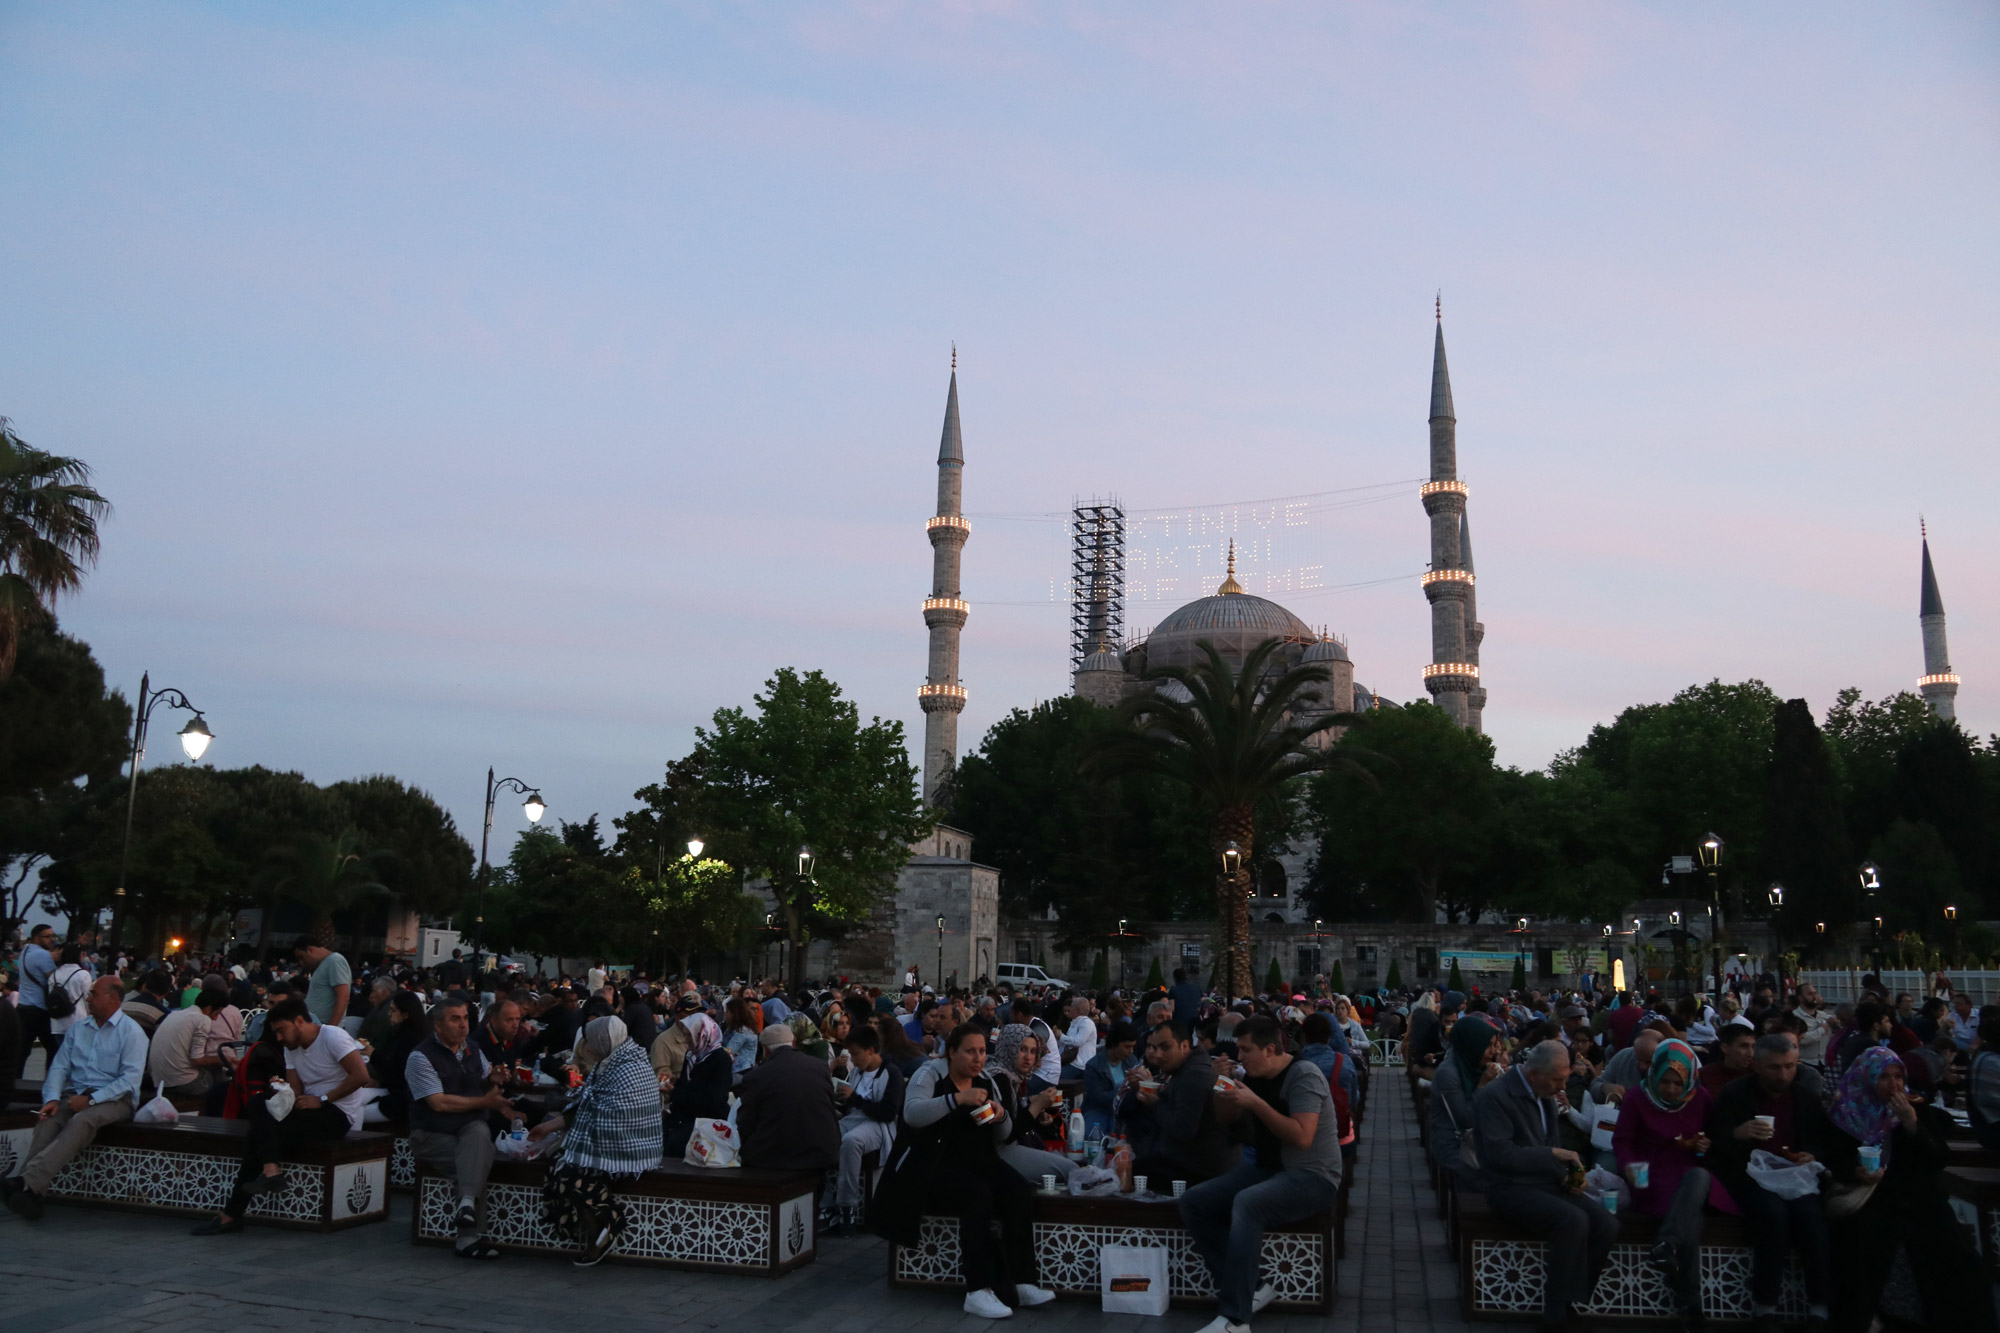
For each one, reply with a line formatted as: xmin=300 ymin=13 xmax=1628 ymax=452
xmin=1301 ymin=638 xmax=1349 ymax=664
xmin=1080 ymin=644 xmax=1124 ymax=673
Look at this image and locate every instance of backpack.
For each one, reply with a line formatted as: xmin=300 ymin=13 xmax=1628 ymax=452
xmin=44 ymin=964 xmax=83 ymax=1020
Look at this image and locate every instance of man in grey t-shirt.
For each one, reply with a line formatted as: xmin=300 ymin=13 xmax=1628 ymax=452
xmin=1179 ymin=1014 xmax=1341 ymax=1333
xmin=297 ymin=943 xmax=352 ymax=1027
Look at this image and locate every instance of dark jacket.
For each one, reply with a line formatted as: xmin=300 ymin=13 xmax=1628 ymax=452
xmin=1471 ymin=1066 xmax=1567 ymax=1194
xmin=737 ymin=1045 xmax=841 ymax=1172
xmin=1117 ymin=1047 xmax=1231 ymax=1182
xmin=1706 ymin=1075 xmax=1839 ymax=1199
xmin=407 ymin=1035 xmax=490 ymax=1134
xmin=663 ymin=1047 xmax=734 ymax=1156
xmin=1428 ymin=1051 xmax=1481 ymax=1180
xmin=869 ymin=1063 xmax=1011 ymax=1246
xmin=842 ymin=1062 xmax=906 ymax=1126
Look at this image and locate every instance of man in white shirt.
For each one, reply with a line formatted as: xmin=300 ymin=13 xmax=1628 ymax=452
xmin=587 ymin=963 xmax=608 ymax=994
xmin=149 ymin=988 xmax=229 ymax=1099
xmin=1060 ymin=995 xmax=1098 ymax=1079
xmin=192 ymin=997 xmax=369 ymax=1235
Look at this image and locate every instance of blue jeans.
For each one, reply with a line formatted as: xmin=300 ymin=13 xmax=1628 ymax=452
xmin=1179 ymin=1161 xmax=1337 ymax=1321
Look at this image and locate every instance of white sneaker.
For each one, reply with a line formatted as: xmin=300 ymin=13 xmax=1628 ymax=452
xmin=1251 ymin=1283 xmax=1279 ymax=1313
xmin=1014 ymin=1285 xmax=1057 ymax=1308
xmin=1193 ymin=1319 xmax=1250 ymax=1333
xmin=964 ymin=1289 xmax=1014 ymax=1319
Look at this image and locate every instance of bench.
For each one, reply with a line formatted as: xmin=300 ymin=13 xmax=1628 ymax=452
xmin=411 ymin=1156 xmax=820 ymax=1274
xmin=1945 ymin=1166 xmax=2000 ymax=1282
xmin=890 ymin=1191 xmax=1337 ymax=1313
xmin=1456 ymin=1194 xmax=1806 ymax=1322
xmin=0 ymin=1109 xmax=392 ymax=1232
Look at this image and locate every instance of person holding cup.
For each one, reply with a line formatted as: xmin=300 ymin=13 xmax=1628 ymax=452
xmin=1708 ymin=1033 xmax=1835 ymax=1329
xmin=1610 ymin=1038 xmax=1735 ymax=1322
xmin=1822 ymin=1047 xmax=1994 ymax=1333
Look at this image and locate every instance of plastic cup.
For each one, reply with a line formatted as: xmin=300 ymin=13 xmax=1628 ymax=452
xmin=1858 ymin=1144 xmax=1882 ymax=1172
xmin=1172 ymin=1181 xmax=1187 ymax=1198
xmin=1133 ymin=1175 xmax=1148 ymax=1194
xmin=1040 ymin=1173 xmax=1057 ymax=1192
xmin=1602 ymin=1190 xmax=1618 ymax=1215
xmin=1630 ymin=1161 xmax=1650 ymax=1190
xmin=1754 ymin=1114 xmax=1776 ymax=1135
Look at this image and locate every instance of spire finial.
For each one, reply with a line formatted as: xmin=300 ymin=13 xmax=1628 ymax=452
xmin=1921 ymin=514 xmax=1927 ymax=540
xmin=951 ymin=342 xmax=957 ymax=373
xmin=1436 ymin=291 xmax=1441 ymax=322
xmin=1216 ymin=539 xmax=1245 ymax=595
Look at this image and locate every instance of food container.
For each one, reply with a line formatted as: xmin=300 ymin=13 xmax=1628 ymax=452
xmin=1858 ymin=1143 xmax=1882 ymax=1172
xmin=971 ymin=1100 xmax=1000 ymax=1125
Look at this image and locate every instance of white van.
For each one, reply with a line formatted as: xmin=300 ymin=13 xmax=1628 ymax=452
xmin=995 ymin=962 xmax=1064 ymax=988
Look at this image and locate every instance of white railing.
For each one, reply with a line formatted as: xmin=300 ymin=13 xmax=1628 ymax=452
xmin=1370 ymin=1038 xmax=1403 ymax=1067
xmin=1797 ymin=969 xmax=2000 ymax=1005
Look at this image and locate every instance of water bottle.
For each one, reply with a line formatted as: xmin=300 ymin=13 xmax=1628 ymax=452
xmin=509 ymin=1115 xmax=527 ymax=1147
xmin=1067 ymin=1109 xmax=1086 ymax=1160
xmin=1084 ymin=1129 xmax=1103 ymax=1166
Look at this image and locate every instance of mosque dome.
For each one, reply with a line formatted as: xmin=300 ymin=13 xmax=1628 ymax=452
xmin=1140 ymin=543 xmax=1317 ymax=673
xmin=1079 ymin=643 xmax=1124 ymax=673
xmin=1301 ymin=637 xmax=1349 ymax=664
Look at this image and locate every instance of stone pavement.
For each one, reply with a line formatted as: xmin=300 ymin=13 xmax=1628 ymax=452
xmin=0 ymin=1065 xmax=1474 ymax=1333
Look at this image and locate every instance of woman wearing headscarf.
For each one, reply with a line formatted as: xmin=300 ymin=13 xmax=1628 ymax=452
xmin=661 ymin=1011 xmax=732 ymax=1157
xmin=1823 ymin=1047 xmax=1994 ymax=1333
xmin=526 ymin=1016 xmax=661 ymax=1267
xmin=1426 ymin=1013 xmax=1504 ymax=1188
xmin=366 ymin=991 xmax=431 ymax=1121
xmin=1610 ymin=1038 xmax=1735 ymax=1321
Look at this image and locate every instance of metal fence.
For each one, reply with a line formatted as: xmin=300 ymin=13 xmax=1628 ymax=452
xmin=1797 ymin=969 xmax=2000 ymax=1005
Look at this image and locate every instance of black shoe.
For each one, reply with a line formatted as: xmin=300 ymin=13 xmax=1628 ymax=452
xmin=455 ymin=1237 xmax=503 ymax=1259
xmin=242 ymin=1171 xmax=289 ymax=1197
xmin=190 ymin=1215 xmax=243 ymax=1236
xmin=574 ymin=1223 xmax=617 ymax=1267
xmin=1647 ymin=1239 xmax=1681 ymax=1277
xmin=4 ymin=1186 xmax=44 ymax=1221
xmin=455 ymin=1198 xmax=477 ymax=1229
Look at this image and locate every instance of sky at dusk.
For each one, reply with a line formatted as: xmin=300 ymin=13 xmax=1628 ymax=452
xmin=5 ymin=3 xmax=1996 ymax=856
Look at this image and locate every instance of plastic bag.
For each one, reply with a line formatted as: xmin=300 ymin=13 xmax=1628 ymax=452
xmin=495 ymin=1128 xmax=557 ymax=1161
xmin=1745 ymin=1148 xmax=1825 ymax=1200
xmin=133 ymin=1092 xmax=180 ymax=1125
xmin=1101 ymin=1243 xmax=1171 ymax=1315
xmin=684 ymin=1119 xmax=740 ymax=1168
xmin=1066 ymin=1165 xmax=1121 ymax=1197
xmin=1581 ymin=1167 xmax=1628 ymax=1208
xmin=265 ymin=1081 xmax=296 ymax=1122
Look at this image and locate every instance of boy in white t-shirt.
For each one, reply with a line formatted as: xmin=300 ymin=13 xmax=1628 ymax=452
xmin=190 ymin=997 xmax=370 ymax=1236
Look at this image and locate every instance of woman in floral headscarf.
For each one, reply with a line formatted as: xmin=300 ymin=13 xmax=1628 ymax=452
xmin=662 ymin=1011 xmax=732 ymax=1157
xmin=1611 ymin=1038 xmax=1735 ymax=1320
xmin=1824 ymin=1046 xmax=1993 ymax=1333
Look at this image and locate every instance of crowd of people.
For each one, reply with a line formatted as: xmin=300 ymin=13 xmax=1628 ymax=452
xmin=1414 ymin=974 xmax=2000 ymax=1333
xmin=8 ymin=923 xmax=2000 ymax=1331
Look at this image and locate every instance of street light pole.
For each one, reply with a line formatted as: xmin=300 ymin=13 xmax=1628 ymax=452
xmin=110 ymin=671 xmax=214 ymax=952
xmin=936 ymin=914 xmax=945 ymax=992
xmin=1698 ymin=833 xmax=1725 ymax=997
xmin=1221 ymin=841 xmax=1244 ymax=999
xmin=476 ymin=767 xmax=545 ymax=959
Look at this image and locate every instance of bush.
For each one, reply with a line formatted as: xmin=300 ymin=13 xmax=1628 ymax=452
xmin=1330 ymin=959 xmax=1347 ymax=993
xmin=1145 ymin=956 xmax=1164 ymax=989
xmin=1265 ymin=956 xmax=1284 ymax=994
xmin=1447 ymin=957 xmax=1465 ymax=992
xmin=1090 ymin=949 xmax=1109 ymax=990
xmin=1385 ymin=956 xmax=1404 ymax=990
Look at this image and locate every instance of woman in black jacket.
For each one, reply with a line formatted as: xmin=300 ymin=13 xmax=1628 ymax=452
xmin=367 ymin=991 xmax=430 ymax=1121
xmin=1823 ymin=1047 xmax=1995 ymax=1333
xmin=662 ymin=1012 xmax=732 ymax=1157
xmin=870 ymin=1025 xmax=1057 ymax=1320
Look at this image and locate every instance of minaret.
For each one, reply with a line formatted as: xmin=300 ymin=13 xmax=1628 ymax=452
xmin=919 ymin=351 xmax=970 ymax=803
xmin=1461 ymin=511 xmax=1487 ymax=734
xmin=1420 ymin=300 xmax=1477 ymax=726
xmin=1918 ymin=522 xmax=1959 ymax=721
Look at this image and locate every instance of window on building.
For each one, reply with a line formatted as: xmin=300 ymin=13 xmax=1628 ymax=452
xmin=1016 ymin=940 xmax=1033 ymax=963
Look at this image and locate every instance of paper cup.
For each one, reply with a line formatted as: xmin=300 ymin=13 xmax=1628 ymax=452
xmin=971 ymin=1101 xmax=999 ymax=1125
xmin=1040 ymin=1173 xmax=1057 ymax=1192
xmin=1857 ymin=1144 xmax=1882 ymax=1171
xmin=1172 ymin=1180 xmax=1187 ymax=1197
xmin=1629 ymin=1161 xmax=1650 ymax=1189
xmin=1133 ymin=1175 xmax=1148 ymax=1193
xmin=1602 ymin=1190 xmax=1618 ymax=1215
xmin=1754 ymin=1114 xmax=1776 ymax=1134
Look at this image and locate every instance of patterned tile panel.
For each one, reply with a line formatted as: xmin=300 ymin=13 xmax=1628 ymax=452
xmin=417 ymin=1177 xmax=792 ymax=1271
xmin=39 ymin=1145 xmax=346 ymax=1225
xmin=1468 ymin=1238 xmax=1807 ymax=1321
xmin=390 ymin=1136 xmax=415 ymax=1190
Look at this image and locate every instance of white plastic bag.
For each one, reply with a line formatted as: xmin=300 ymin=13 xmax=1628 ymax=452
xmin=495 ymin=1128 xmax=557 ymax=1161
xmin=133 ymin=1092 xmax=180 ymax=1125
xmin=1581 ymin=1166 xmax=1629 ymax=1208
xmin=684 ymin=1119 xmax=740 ymax=1168
xmin=1101 ymin=1243 xmax=1171 ymax=1315
xmin=1066 ymin=1165 xmax=1121 ymax=1196
xmin=1745 ymin=1148 xmax=1825 ymax=1200
xmin=265 ymin=1081 xmax=296 ymax=1122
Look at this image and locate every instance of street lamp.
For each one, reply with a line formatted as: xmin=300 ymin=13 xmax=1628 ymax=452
xmin=936 ymin=914 xmax=946 ymax=991
xmin=1767 ymin=883 xmax=1784 ymax=909
xmin=798 ymin=847 xmax=816 ymax=880
xmin=1858 ymin=861 xmax=1883 ymax=895
xmin=1697 ymin=833 xmax=1725 ymax=996
xmin=686 ymin=838 xmax=704 ymax=859
xmin=111 ymin=672 xmax=214 ymax=949
xmin=476 ymin=768 xmax=545 ymax=955
xmin=1220 ymin=841 xmax=1245 ymax=997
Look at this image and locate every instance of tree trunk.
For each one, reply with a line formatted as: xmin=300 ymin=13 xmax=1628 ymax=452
xmin=1213 ymin=806 xmax=1255 ymax=1000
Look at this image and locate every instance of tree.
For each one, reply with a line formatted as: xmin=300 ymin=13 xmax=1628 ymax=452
xmin=1384 ymin=956 xmax=1402 ymax=990
xmin=481 ymin=820 xmax=624 ymax=965
xmin=1330 ymin=958 xmax=1347 ymax=993
xmin=692 ymin=668 xmax=930 ymax=992
xmin=1869 ymin=820 xmax=1967 ymax=936
xmin=1447 ymin=957 xmax=1465 ymax=992
xmin=1145 ymin=955 xmax=1164 ymax=988
xmin=1264 ymin=955 xmax=1283 ymax=995
xmin=1090 ymin=638 xmax=1344 ymax=999
xmin=0 ymin=421 xmax=110 ymax=679
xmin=1765 ymin=699 xmax=1856 ymax=938
xmin=629 ymin=855 xmax=763 ymax=979
xmin=1090 ymin=948 xmax=1110 ymax=990
xmin=1309 ymin=701 xmax=1497 ymax=923
xmin=254 ymin=828 xmax=389 ymax=955
xmin=0 ymin=620 xmax=129 ymax=930
xmin=329 ymin=776 xmax=474 ymax=920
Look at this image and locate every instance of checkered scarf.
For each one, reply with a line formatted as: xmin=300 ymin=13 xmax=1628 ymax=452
xmin=562 ymin=1039 xmax=663 ymax=1176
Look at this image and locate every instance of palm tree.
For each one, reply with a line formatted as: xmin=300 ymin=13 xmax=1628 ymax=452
xmin=0 ymin=419 xmax=110 ymax=679
xmin=1089 ymin=637 xmax=1353 ymax=999
xmin=255 ymin=829 xmax=389 ymax=959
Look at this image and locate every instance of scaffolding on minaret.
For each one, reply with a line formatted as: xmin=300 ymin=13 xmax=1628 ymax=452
xmin=1069 ymin=500 xmax=1126 ymax=672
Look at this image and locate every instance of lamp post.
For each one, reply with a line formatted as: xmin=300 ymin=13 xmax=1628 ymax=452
xmin=936 ymin=914 xmax=946 ymax=992
xmin=1220 ymin=840 xmax=1244 ymax=998
xmin=1858 ymin=862 xmax=1884 ymax=970
xmin=1698 ymin=832 xmax=1725 ymax=996
xmin=1945 ymin=903 xmax=1960 ymax=967
xmin=476 ymin=768 xmax=545 ymax=958
xmin=110 ymin=672 xmax=214 ymax=951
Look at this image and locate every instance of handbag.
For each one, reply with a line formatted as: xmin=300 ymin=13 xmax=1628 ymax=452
xmin=1440 ymin=1085 xmax=1480 ymax=1171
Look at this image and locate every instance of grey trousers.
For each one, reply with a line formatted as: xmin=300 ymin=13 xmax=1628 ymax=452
xmin=998 ymin=1142 xmax=1075 ymax=1187
xmin=23 ymin=1098 xmax=134 ymax=1193
xmin=1181 ymin=1162 xmax=1338 ymax=1323
xmin=410 ymin=1123 xmax=495 ymax=1243
xmin=1659 ymin=1167 xmax=1712 ymax=1312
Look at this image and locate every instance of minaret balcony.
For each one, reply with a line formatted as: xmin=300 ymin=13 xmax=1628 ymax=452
xmin=1420 ymin=479 xmax=1467 ymax=517
xmin=1421 ymin=569 xmax=1475 ymax=587
xmin=926 ymin=515 xmax=971 ymax=547
xmin=923 ymin=597 xmax=969 ymax=628
xmin=918 ymin=682 xmax=968 ymax=713
xmin=1422 ymin=662 xmax=1479 ymax=694
xmin=1918 ymin=673 xmax=1961 ymax=688
xmin=1421 ymin=569 xmax=1472 ymax=604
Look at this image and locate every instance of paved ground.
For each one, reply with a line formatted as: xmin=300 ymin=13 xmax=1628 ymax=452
xmin=0 ymin=1063 xmax=1474 ymax=1333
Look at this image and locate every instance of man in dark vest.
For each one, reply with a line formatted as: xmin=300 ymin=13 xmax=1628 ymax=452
xmin=406 ymin=997 xmax=513 ymax=1258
